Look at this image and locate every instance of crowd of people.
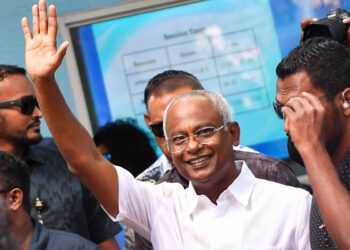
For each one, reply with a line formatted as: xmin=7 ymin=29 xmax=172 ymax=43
xmin=0 ymin=0 xmax=350 ymax=249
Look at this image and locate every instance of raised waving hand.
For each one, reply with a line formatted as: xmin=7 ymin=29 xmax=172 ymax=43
xmin=22 ymin=0 xmax=69 ymax=82
xmin=21 ymin=0 xmax=120 ymax=218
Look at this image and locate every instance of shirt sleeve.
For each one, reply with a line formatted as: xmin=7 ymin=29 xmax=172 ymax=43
xmin=82 ymin=184 xmax=122 ymax=244
xmin=104 ymin=165 xmax=178 ymax=241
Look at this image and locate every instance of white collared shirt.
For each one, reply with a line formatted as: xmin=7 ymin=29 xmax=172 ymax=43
xmin=106 ymin=161 xmax=311 ymax=250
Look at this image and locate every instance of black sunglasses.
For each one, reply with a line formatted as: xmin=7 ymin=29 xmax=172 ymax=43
xmin=149 ymin=121 xmax=164 ymax=138
xmin=273 ymin=101 xmax=284 ymax=119
xmin=0 ymin=96 xmax=39 ymax=115
xmin=273 ymin=95 xmax=326 ymax=120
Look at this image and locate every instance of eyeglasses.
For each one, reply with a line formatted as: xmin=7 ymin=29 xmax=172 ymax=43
xmin=149 ymin=121 xmax=164 ymax=138
xmin=166 ymin=124 xmax=227 ymax=153
xmin=273 ymin=95 xmax=326 ymax=119
xmin=0 ymin=96 xmax=39 ymax=115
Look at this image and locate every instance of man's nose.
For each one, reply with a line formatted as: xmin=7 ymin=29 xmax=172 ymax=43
xmin=185 ymin=135 xmax=201 ymax=153
xmin=32 ymin=106 xmax=42 ymax=118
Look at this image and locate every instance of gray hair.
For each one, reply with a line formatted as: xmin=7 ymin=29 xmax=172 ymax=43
xmin=163 ymin=90 xmax=232 ymax=139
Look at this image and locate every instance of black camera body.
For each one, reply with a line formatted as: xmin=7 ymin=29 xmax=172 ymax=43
xmin=303 ymin=8 xmax=350 ymax=43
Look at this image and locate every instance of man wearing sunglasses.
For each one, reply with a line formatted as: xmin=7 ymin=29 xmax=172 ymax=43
xmin=0 ymin=64 xmax=121 ymax=249
xmin=138 ymin=70 xmax=204 ymax=183
xmin=274 ymin=37 xmax=350 ymax=249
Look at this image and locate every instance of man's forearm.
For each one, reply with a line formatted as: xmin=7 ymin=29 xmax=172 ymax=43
xmin=301 ymin=145 xmax=350 ymax=249
xmin=33 ymin=77 xmax=101 ymax=173
xmin=23 ymin=0 xmax=120 ymax=217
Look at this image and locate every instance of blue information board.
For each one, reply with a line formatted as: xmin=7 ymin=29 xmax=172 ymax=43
xmin=72 ymin=0 xmax=350 ymax=158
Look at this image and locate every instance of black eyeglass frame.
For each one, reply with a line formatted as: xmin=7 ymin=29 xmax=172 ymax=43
xmin=0 ymin=96 xmax=39 ymax=115
xmin=149 ymin=121 xmax=165 ymax=138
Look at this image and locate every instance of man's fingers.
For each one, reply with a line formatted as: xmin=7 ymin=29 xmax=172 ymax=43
xmin=343 ymin=17 xmax=350 ymax=24
xmin=39 ymin=0 xmax=48 ymax=35
xmin=283 ymin=96 xmax=316 ymax=122
xmin=48 ymin=5 xmax=58 ymax=39
xmin=285 ymin=97 xmax=304 ymax=113
xmin=301 ymin=18 xmax=318 ymax=30
xmin=32 ymin=4 xmax=39 ymax=36
xmin=300 ymin=18 xmax=318 ymax=44
xmin=281 ymin=106 xmax=294 ymax=121
xmin=22 ymin=17 xmax=33 ymax=40
xmin=301 ymin=92 xmax=324 ymax=109
xmin=56 ymin=41 xmax=69 ymax=61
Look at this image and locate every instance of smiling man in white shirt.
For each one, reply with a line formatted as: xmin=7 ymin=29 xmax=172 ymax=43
xmin=113 ymin=90 xmax=311 ymax=249
xmin=22 ymin=1 xmax=312 ymax=249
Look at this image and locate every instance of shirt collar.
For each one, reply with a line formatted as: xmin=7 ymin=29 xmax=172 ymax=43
xmin=227 ymin=160 xmax=255 ymax=206
xmin=185 ymin=160 xmax=256 ymax=215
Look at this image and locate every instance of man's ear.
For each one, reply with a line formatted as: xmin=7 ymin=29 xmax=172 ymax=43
xmin=7 ymin=188 xmax=22 ymax=212
xmin=228 ymin=121 xmax=240 ymax=146
xmin=342 ymin=88 xmax=350 ymax=116
xmin=144 ymin=112 xmax=152 ymax=128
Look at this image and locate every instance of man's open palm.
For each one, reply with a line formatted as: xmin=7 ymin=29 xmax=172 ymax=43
xmin=22 ymin=0 xmax=68 ymax=82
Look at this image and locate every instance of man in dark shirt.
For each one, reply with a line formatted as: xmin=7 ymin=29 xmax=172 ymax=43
xmin=0 ymin=151 xmax=100 ymax=250
xmin=275 ymin=37 xmax=350 ymax=249
xmin=0 ymin=64 xmax=121 ymax=249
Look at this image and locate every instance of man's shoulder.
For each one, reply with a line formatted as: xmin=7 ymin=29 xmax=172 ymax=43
xmin=234 ymin=148 xmax=302 ymax=188
xmin=25 ymin=144 xmax=69 ymax=176
xmin=27 ymin=143 xmax=65 ymax=162
xmin=136 ymin=155 xmax=171 ymax=183
xmin=255 ymin=176 xmax=310 ymax=199
xmin=234 ymin=149 xmax=286 ymax=166
xmin=46 ymin=229 xmax=100 ymax=249
xmin=31 ymin=223 xmax=100 ymax=250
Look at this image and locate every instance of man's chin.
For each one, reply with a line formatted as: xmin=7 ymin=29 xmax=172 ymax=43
xmin=21 ymin=134 xmax=43 ymax=146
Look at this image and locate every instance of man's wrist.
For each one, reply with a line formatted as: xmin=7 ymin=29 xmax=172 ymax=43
xmin=297 ymin=141 xmax=327 ymax=164
xmin=30 ymin=74 xmax=56 ymax=86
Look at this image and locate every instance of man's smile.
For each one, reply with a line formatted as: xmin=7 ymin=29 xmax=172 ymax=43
xmin=186 ymin=154 xmax=212 ymax=168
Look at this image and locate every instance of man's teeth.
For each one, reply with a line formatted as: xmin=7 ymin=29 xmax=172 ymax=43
xmin=189 ymin=156 xmax=209 ymax=164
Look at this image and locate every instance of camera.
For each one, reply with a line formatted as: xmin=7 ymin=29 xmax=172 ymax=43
xmin=303 ymin=8 xmax=350 ymax=43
